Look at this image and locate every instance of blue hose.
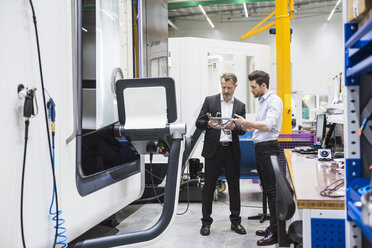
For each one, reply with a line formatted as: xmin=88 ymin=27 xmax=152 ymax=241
xmin=48 ymin=98 xmax=68 ymax=247
xmin=49 ymin=148 xmax=68 ymax=248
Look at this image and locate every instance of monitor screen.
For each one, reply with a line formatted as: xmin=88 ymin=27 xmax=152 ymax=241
xmin=316 ymin=114 xmax=326 ymax=140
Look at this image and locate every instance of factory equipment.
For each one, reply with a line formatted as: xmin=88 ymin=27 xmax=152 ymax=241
xmin=1 ymin=1 xmax=186 ymax=247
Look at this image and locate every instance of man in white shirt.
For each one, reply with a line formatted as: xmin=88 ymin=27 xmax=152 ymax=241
xmin=234 ymin=70 xmax=283 ymax=246
xmin=196 ymin=73 xmax=246 ymax=236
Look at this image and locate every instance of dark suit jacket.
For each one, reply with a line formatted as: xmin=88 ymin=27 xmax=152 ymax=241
xmin=196 ymin=93 xmax=246 ymax=162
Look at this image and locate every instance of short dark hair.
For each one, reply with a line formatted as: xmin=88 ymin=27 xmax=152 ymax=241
xmin=221 ymin=73 xmax=237 ymax=84
xmin=248 ymin=70 xmax=270 ymax=89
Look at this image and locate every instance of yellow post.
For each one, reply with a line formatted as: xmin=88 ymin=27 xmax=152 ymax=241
xmin=276 ymin=0 xmax=292 ymax=134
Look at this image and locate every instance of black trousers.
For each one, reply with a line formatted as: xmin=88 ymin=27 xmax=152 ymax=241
xmin=254 ymin=142 xmax=281 ymax=234
xmin=201 ymin=145 xmax=241 ymax=225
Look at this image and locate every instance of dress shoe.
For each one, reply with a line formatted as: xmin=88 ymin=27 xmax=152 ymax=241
xmin=257 ymin=232 xmax=278 ymax=246
xmin=255 ymin=227 xmax=269 ymax=237
xmin=231 ymin=224 xmax=246 ymax=235
xmin=200 ymin=224 xmax=210 ymax=236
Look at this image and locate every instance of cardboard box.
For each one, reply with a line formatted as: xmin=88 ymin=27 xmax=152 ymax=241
xmin=348 ymin=0 xmax=372 ymax=22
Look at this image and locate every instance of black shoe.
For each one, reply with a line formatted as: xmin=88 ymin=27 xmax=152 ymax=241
xmin=231 ymin=224 xmax=246 ymax=235
xmin=200 ymin=224 xmax=210 ymax=236
xmin=255 ymin=227 xmax=269 ymax=237
xmin=257 ymin=232 xmax=278 ymax=246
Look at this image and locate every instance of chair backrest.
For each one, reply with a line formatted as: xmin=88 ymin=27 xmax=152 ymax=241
xmin=270 ymin=155 xmax=296 ymax=221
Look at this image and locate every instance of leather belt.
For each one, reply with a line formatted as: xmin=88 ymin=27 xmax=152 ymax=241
xmin=254 ymin=140 xmax=278 ymax=147
xmin=219 ymin=142 xmax=232 ymax=147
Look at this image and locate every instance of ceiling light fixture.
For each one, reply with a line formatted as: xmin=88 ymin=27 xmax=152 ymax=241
xmin=327 ymin=0 xmax=341 ymax=21
xmin=168 ymin=19 xmax=179 ymax=30
xmin=243 ymin=3 xmax=248 ymax=18
xmin=199 ymin=5 xmax=214 ymax=29
xmin=101 ymin=9 xmax=116 ymax=21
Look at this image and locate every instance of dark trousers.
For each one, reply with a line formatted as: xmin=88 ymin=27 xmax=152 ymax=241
xmin=201 ymin=145 xmax=241 ymax=225
xmin=254 ymin=142 xmax=280 ymax=234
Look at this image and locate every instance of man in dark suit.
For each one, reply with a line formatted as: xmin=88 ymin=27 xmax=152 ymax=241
xmin=196 ymin=73 xmax=246 ymax=236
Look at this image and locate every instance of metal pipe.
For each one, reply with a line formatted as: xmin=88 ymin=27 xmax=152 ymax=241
xmin=241 ymin=10 xmax=276 ymax=40
xmin=276 ymin=0 xmax=292 ymax=134
xmin=241 ymin=21 xmax=276 ymax=40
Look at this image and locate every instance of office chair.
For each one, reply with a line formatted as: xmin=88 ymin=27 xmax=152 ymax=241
xmin=270 ymin=155 xmax=303 ymax=247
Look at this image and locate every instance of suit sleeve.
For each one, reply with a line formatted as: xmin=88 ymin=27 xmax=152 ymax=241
xmin=196 ymin=97 xmax=210 ymax=130
xmin=233 ymin=103 xmax=246 ymax=136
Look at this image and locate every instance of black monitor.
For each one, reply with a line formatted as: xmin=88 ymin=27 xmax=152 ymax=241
xmin=315 ymin=114 xmax=326 ymax=142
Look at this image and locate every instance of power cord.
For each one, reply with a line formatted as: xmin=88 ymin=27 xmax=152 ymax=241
xmin=28 ymin=1 xmax=59 ymax=247
xmin=145 ymin=169 xmax=165 ymax=182
xmin=133 ymin=179 xmax=203 ymax=204
xmin=176 ymin=182 xmax=190 ymax=215
xmin=20 ymin=119 xmax=30 ymax=248
xmin=142 ymin=143 xmax=196 ymax=215
xmin=320 ymin=178 xmax=344 ymax=198
xmin=177 ymin=167 xmax=191 ymax=215
xmin=147 ymin=143 xmax=164 ymax=207
xmin=19 ymin=86 xmax=37 ymax=248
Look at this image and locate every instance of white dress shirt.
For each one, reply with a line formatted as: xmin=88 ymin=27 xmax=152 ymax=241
xmin=252 ymin=91 xmax=283 ymax=144
xmin=219 ymin=95 xmax=234 ymax=142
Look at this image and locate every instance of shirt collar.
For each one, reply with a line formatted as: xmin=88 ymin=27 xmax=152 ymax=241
xmin=258 ymin=91 xmax=273 ymax=103
xmin=220 ymin=94 xmax=235 ymax=104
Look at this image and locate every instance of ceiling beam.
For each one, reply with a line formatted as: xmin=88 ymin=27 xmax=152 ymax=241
xmin=168 ymin=0 xmax=274 ymax=9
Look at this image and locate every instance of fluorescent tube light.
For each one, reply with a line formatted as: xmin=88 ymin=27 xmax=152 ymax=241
xmin=198 ymin=4 xmax=206 ymax=16
xmin=168 ymin=19 xmax=179 ymax=30
xmin=199 ymin=5 xmax=214 ymax=29
xmin=101 ymin=9 xmax=116 ymax=21
xmin=243 ymin=3 xmax=248 ymax=18
xmin=327 ymin=0 xmax=341 ymax=21
xmin=206 ymin=17 xmax=215 ymax=28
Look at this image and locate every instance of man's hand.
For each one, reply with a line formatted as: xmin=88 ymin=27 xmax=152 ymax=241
xmin=233 ymin=114 xmax=253 ymax=131
xmin=208 ymin=120 xmax=221 ymax=129
xmin=233 ymin=114 xmax=246 ymax=126
xmin=224 ymin=121 xmax=235 ymax=130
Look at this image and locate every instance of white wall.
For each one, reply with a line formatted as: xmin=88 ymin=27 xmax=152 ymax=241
xmin=169 ymin=12 xmax=344 ymax=96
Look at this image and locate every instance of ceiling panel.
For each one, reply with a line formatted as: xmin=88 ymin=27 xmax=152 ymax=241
xmin=168 ymin=0 xmax=341 ymax=22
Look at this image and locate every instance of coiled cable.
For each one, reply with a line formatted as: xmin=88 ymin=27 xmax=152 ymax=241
xmin=48 ymin=98 xmax=68 ymax=247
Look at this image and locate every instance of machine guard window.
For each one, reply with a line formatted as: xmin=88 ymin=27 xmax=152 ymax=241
xmin=76 ymin=0 xmax=140 ymax=196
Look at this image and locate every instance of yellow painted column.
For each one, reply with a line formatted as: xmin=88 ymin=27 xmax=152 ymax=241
xmin=276 ymin=0 xmax=292 ymax=134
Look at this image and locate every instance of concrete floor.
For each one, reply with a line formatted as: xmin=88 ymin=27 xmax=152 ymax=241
xmin=74 ymin=180 xmax=277 ymax=248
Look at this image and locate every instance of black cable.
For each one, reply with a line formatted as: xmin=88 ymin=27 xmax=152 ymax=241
xmin=20 ymin=120 xmax=30 ymax=248
xmin=28 ymin=1 xmax=58 ymax=247
xmin=145 ymin=169 xmax=165 ymax=182
xmin=149 ymin=153 xmax=164 ymax=207
xmin=177 ymin=164 xmax=191 ymax=215
xmin=132 ymin=179 xmax=203 ymax=204
xmin=320 ymin=178 xmax=344 ymax=198
xmin=176 ymin=182 xmax=190 ymax=215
